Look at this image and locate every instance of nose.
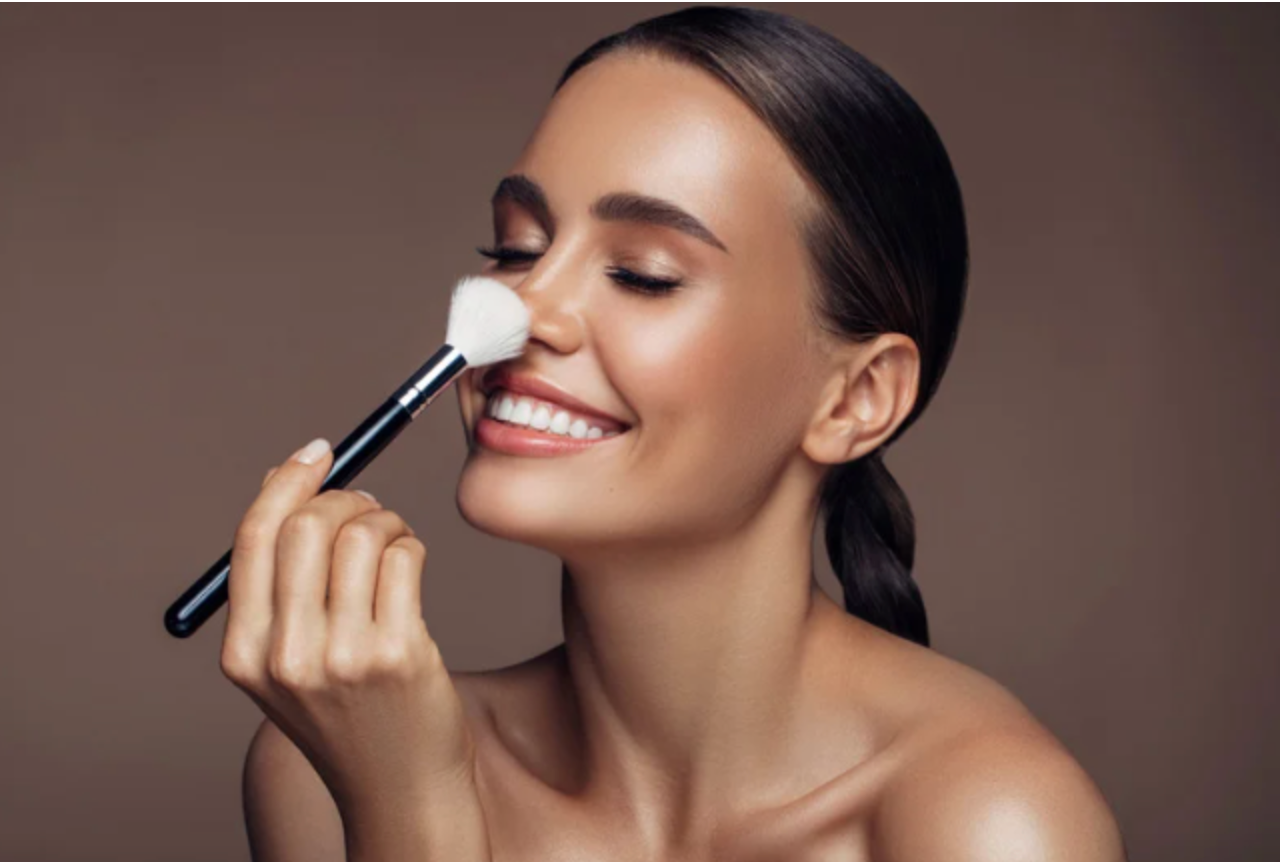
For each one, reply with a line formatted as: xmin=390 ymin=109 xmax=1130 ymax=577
xmin=512 ymin=256 xmax=586 ymax=356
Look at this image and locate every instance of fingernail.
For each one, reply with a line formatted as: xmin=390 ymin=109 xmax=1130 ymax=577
xmin=292 ymin=437 xmax=330 ymax=465
xmin=354 ymin=489 xmax=378 ymax=503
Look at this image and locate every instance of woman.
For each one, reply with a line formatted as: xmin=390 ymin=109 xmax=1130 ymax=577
xmin=223 ymin=7 xmax=1127 ymax=861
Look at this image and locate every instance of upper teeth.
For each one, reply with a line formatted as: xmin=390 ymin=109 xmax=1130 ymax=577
xmin=485 ymin=389 xmax=622 ymax=439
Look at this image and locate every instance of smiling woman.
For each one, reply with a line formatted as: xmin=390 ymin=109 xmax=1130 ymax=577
xmin=242 ymin=6 xmax=1127 ymax=861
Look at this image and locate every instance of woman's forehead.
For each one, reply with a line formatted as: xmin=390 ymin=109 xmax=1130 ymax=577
xmin=509 ymin=53 xmax=812 ymax=252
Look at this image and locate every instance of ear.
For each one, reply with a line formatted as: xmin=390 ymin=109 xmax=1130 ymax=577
xmin=802 ymin=333 xmax=920 ymax=466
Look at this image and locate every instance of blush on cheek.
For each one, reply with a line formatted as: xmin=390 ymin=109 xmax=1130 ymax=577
xmin=616 ymin=305 xmax=741 ymax=408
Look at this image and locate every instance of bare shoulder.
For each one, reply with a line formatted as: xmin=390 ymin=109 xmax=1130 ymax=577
xmin=243 ymin=716 xmax=345 ymax=862
xmin=870 ymin=721 xmax=1127 ymax=861
xmin=849 ymin=629 xmax=1128 ymax=862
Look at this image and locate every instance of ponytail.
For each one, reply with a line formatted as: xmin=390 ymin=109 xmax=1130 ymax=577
xmin=819 ymin=448 xmax=929 ymax=647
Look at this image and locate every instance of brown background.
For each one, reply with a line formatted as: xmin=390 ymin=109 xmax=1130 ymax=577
xmin=1 ymin=4 xmax=1275 ymax=861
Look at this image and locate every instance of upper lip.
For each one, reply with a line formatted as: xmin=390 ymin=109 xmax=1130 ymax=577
xmin=479 ymin=368 xmax=632 ymax=431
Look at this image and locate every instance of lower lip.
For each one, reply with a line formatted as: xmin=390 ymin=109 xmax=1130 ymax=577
xmin=474 ymin=415 xmax=630 ymax=457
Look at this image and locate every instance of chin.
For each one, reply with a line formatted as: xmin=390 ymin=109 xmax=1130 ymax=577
xmin=455 ymin=459 xmax=606 ymax=555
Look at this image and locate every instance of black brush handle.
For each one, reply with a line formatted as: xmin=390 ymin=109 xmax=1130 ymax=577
xmin=163 ymin=343 xmax=467 ymax=639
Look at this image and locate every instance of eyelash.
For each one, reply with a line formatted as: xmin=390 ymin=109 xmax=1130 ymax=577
xmin=474 ymin=244 xmax=683 ymax=296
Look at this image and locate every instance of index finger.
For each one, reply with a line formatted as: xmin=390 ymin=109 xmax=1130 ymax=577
xmin=226 ymin=438 xmax=334 ymax=650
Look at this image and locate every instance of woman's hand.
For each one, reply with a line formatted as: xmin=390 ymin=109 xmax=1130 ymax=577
xmin=219 ymin=437 xmax=479 ymax=836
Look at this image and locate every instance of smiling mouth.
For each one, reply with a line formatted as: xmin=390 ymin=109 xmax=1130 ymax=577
xmin=479 ymin=414 xmax=632 ymax=443
xmin=478 ymin=388 xmax=630 ymax=440
xmin=472 ymin=409 xmax=632 ymax=458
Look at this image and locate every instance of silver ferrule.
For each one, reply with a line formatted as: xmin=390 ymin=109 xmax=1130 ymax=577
xmin=395 ymin=343 xmax=468 ymax=419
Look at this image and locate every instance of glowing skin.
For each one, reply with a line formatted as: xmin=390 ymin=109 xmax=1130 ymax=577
xmin=238 ymin=47 xmax=1121 ymax=860
xmin=455 ymin=57 xmax=840 ymax=558
xmin=243 ymin=51 xmax=1126 ymax=862
xmin=455 ymin=51 xmax=879 ymax=840
xmin=447 ymin=53 xmax=1124 ymax=861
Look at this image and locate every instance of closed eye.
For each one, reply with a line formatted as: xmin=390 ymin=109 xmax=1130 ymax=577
xmin=475 ymin=244 xmax=684 ymax=296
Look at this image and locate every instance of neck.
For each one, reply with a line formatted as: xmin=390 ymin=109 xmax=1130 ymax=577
xmin=553 ymin=464 xmax=837 ymax=843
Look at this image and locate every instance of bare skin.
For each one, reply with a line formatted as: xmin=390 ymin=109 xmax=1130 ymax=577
xmin=240 ymin=52 xmax=1126 ymax=861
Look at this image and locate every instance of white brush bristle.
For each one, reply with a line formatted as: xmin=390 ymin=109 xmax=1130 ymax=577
xmin=445 ymin=275 xmax=531 ymax=367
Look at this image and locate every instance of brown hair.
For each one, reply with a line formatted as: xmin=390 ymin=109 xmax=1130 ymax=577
xmin=555 ymin=6 xmax=970 ymax=647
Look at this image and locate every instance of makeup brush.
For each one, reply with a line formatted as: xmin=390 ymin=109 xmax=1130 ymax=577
xmin=162 ymin=275 xmax=529 ymax=639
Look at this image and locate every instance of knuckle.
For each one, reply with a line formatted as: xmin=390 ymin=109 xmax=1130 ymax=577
xmin=267 ymin=646 xmax=317 ymax=690
xmin=372 ymin=641 xmax=415 ymax=678
xmin=336 ymin=519 xmax=381 ymax=549
xmin=279 ymin=509 xmax=325 ymax=540
xmin=323 ymin=644 xmax=366 ymax=684
xmin=382 ymin=544 xmax=415 ymax=569
xmin=220 ymin=639 xmax=259 ymax=684
xmin=385 ymin=536 xmax=425 ymax=565
xmin=234 ymin=516 xmax=272 ymax=549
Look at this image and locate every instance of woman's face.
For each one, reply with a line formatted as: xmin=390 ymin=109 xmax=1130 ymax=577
xmin=456 ymin=52 xmax=836 ymax=558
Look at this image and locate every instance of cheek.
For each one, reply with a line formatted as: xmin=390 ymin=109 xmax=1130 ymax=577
xmin=602 ymin=296 xmax=739 ymax=427
xmin=604 ymin=292 xmax=811 ymax=461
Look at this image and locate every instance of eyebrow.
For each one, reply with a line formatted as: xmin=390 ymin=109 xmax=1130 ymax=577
xmin=489 ymin=173 xmax=729 ymax=254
